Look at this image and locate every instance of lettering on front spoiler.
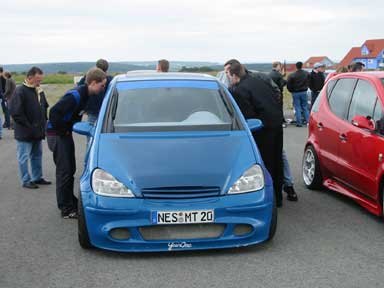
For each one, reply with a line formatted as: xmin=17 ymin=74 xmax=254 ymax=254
xmin=168 ymin=242 xmax=192 ymax=251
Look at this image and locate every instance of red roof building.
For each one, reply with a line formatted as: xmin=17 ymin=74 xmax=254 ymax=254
xmin=338 ymin=39 xmax=384 ymax=69
xmin=304 ymin=56 xmax=334 ymax=69
xmin=339 ymin=47 xmax=361 ymax=68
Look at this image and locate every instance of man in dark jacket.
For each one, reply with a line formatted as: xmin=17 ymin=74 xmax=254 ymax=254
xmin=47 ymin=67 xmax=107 ymax=219
xmin=226 ymin=61 xmax=285 ymax=207
xmin=3 ymin=71 xmax=17 ymax=129
xmin=224 ymin=59 xmax=282 ymax=104
xmin=309 ymin=62 xmax=326 ymax=107
xmin=0 ymin=66 xmax=11 ymax=128
xmin=269 ymin=61 xmax=287 ymax=126
xmin=287 ymin=61 xmax=310 ymax=127
xmin=224 ymin=59 xmax=298 ymax=203
xmin=9 ymin=67 xmax=51 ymax=189
xmin=269 ymin=61 xmax=287 ymax=93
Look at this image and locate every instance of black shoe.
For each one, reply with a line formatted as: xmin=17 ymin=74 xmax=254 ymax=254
xmin=296 ymin=124 xmax=303 ymax=127
xmin=61 ymin=208 xmax=78 ymax=219
xmin=276 ymin=201 xmax=283 ymax=208
xmin=284 ymin=186 xmax=298 ymax=201
xmin=33 ymin=178 xmax=52 ymax=185
xmin=23 ymin=182 xmax=39 ymax=189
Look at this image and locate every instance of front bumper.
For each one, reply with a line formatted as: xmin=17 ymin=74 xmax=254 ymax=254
xmin=81 ymin=187 xmax=274 ymax=252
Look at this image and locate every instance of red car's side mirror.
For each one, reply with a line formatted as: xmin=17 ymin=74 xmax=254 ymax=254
xmin=351 ymin=115 xmax=376 ymax=131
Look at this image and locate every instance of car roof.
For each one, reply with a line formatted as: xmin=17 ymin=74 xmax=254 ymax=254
xmin=335 ymin=71 xmax=384 ymax=79
xmin=115 ymin=72 xmax=218 ymax=82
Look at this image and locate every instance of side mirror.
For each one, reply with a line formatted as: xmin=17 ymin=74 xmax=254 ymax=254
xmin=351 ymin=115 xmax=375 ymax=131
xmin=73 ymin=122 xmax=95 ymax=137
xmin=247 ymin=119 xmax=263 ymax=132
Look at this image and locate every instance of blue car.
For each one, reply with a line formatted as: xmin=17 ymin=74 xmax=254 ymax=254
xmin=73 ymin=72 xmax=276 ymax=252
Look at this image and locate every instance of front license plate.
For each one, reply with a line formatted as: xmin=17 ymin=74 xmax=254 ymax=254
xmin=152 ymin=210 xmax=214 ymax=225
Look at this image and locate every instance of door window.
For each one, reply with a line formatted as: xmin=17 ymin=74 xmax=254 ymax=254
xmin=326 ymin=79 xmax=337 ymax=99
xmin=328 ymin=78 xmax=356 ymax=119
xmin=347 ymin=79 xmax=377 ymax=121
xmin=373 ymin=99 xmax=383 ymax=122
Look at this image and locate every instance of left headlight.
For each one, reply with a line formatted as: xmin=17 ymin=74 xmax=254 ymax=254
xmin=92 ymin=168 xmax=134 ymax=197
xmin=228 ymin=165 xmax=265 ymax=194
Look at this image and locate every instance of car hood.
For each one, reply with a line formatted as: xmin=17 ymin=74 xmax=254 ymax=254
xmin=96 ymin=131 xmax=259 ymax=196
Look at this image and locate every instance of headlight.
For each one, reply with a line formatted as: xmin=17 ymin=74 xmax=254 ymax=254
xmin=92 ymin=168 xmax=134 ymax=197
xmin=228 ymin=165 xmax=264 ymax=194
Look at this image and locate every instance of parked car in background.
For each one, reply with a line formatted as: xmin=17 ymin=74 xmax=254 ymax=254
xmin=303 ymin=72 xmax=384 ymax=217
xmin=74 ymin=72 xmax=276 ymax=252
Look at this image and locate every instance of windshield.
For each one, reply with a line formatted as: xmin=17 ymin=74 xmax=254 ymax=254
xmin=111 ymin=80 xmax=239 ymax=132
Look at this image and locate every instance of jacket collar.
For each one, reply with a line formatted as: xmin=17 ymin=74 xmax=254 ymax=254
xmin=23 ymin=80 xmax=35 ymax=88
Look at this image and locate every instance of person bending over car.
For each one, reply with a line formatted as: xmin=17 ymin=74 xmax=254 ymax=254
xmin=46 ymin=68 xmax=107 ymax=219
xmin=225 ymin=61 xmax=285 ymax=207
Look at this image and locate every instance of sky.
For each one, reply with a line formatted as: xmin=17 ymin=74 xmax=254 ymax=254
xmin=1 ymin=0 xmax=383 ymax=64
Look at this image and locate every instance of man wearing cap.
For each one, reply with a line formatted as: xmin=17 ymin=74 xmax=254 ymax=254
xmin=309 ymin=62 xmax=326 ymax=107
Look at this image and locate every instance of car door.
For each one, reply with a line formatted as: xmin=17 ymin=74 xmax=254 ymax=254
xmin=337 ymin=78 xmax=384 ymax=199
xmin=316 ymin=78 xmax=356 ymax=177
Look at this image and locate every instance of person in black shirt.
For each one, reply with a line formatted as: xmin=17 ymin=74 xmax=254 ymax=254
xmin=269 ymin=61 xmax=287 ymax=126
xmin=0 ymin=67 xmax=10 ymax=128
xmin=47 ymin=68 xmax=107 ymax=219
xmin=226 ymin=61 xmax=285 ymax=207
xmin=287 ymin=62 xmax=310 ymax=127
xmin=309 ymin=62 xmax=326 ymax=107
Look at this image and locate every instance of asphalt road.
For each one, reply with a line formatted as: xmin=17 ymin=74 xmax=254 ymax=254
xmin=1 ymin=124 xmax=384 ymax=288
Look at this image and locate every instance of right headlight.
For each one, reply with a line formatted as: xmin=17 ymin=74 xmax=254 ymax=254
xmin=92 ymin=168 xmax=134 ymax=197
xmin=228 ymin=165 xmax=265 ymax=194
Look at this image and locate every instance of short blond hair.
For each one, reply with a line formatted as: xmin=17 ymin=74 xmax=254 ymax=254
xmin=85 ymin=67 xmax=106 ymax=85
xmin=272 ymin=61 xmax=281 ymax=68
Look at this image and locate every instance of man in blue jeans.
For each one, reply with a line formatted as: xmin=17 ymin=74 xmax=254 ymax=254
xmin=287 ymin=62 xmax=310 ymax=127
xmin=10 ymin=67 xmax=51 ymax=189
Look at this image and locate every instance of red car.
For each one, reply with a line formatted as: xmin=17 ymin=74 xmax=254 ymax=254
xmin=303 ymin=72 xmax=384 ymax=217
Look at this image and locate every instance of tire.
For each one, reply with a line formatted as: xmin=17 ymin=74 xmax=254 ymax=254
xmin=267 ymin=196 xmax=277 ymax=241
xmin=78 ymin=195 xmax=93 ymax=249
xmin=302 ymin=145 xmax=323 ymax=190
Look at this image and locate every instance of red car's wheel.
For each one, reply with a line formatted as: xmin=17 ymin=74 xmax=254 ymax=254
xmin=302 ymin=145 xmax=323 ymax=189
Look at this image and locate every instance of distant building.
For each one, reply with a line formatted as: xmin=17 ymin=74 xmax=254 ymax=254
xmin=339 ymin=39 xmax=384 ymax=69
xmin=304 ymin=56 xmax=334 ymax=69
xmin=285 ymin=63 xmax=297 ymax=73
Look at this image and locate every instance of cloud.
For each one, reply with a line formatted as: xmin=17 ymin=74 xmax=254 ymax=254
xmin=1 ymin=0 xmax=383 ymax=64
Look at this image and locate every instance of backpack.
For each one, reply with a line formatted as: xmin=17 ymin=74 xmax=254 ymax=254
xmin=46 ymin=89 xmax=81 ymax=130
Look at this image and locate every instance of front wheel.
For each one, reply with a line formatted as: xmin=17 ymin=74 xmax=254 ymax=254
xmin=302 ymin=145 xmax=323 ymax=189
xmin=267 ymin=197 xmax=277 ymax=241
xmin=78 ymin=195 xmax=93 ymax=249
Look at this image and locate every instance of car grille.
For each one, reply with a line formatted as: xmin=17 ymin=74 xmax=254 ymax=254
xmin=141 ymin=186 xmax=221 ymax=199
xmin=139 ymin=224 xmax=226 ymax=240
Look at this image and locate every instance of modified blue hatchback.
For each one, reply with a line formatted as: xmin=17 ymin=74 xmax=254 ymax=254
xmin=73 ymin=72 xmax=276 ymax=252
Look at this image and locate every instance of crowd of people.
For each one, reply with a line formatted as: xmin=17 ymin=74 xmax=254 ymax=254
xmin=0 ymin=58 xmax=368 ymax=217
